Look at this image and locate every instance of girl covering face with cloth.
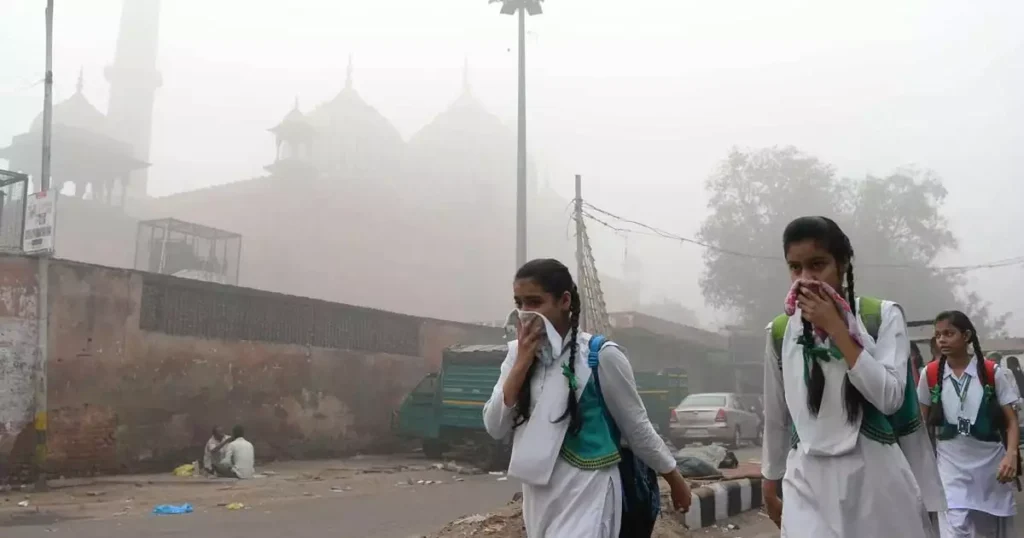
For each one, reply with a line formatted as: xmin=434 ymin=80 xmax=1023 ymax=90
xmin=761 ymin=216 xmax=938 ymax=538
xmin=918 ymin=310 xmax=1020 ymax=537
xmin=483 ymin=258 xmax=691 ymax=538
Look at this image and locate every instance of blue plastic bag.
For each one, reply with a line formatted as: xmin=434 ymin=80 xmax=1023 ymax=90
xmin=152 ymin=503 xmax=193 ymax=515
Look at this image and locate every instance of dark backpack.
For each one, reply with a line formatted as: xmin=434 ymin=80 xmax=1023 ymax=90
xmin=589 ymin=335 xmax=661 ymax=537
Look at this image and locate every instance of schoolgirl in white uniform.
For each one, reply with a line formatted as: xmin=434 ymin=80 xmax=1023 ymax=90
xmin=918 ymin=310 xmax=1020 ymax=537
xmin=762 ymin=216 xmax=936 ymax=538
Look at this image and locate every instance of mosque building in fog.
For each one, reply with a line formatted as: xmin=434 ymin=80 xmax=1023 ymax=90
xmin=0 ymin=0 xmax=646 ymax=324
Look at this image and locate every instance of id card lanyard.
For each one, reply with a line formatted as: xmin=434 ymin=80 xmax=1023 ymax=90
xmin=951 ymin=373 xmax=972 ymax=435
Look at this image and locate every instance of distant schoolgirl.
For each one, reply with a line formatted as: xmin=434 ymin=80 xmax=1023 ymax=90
xmin=918 ymin=310 xmax=1020 ymax=537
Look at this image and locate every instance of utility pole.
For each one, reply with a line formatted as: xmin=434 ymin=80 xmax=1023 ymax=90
xmin=34 ymin=0 xmax=55 ymax=490
xmin=494 ymin=0 xmax=542 ymax=269
xmin=41 ymin=0 xmax=54 ymax=192
xmin=574 ymin=174 xmax=586 ymax=331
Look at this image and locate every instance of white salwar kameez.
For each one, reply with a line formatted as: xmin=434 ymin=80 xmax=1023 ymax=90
xmin=917 ymin=358 xmax=1019 ymax=538
xmin=762 ymin=299 xmax=934 ymax=538
xmin=483 ymin=332 xmax=676 ymax=538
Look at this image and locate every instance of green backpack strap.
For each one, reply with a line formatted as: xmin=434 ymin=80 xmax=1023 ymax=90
xmin=857 ymin=296 xmax=883 ymax=341
xmin=771 ymin=314 xmax=789 ymax=369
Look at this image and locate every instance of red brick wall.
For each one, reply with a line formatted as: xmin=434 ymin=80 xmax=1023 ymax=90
xmin=0 ymin=257 xmax=503 ymax=476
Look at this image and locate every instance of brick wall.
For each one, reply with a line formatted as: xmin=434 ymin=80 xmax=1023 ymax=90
xmin=1 ymin=255 xmax=502 ymax=477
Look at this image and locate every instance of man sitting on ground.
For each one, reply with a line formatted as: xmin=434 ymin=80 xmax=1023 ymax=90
xmin=213 ymin=425 xmax=255 ymax=479
xmin=203 ymin=426 xmax=231 ymax=475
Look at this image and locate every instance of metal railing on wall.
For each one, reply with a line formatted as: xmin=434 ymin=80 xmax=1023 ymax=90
xmin=0 ymin=170 xmax=28 ymax=252
xmin=139 ymin=274 xmax=422 ymax=356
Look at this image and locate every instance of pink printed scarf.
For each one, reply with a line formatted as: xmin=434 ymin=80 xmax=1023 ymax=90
xmin=784 ymin=279 xmax=862 ymax=346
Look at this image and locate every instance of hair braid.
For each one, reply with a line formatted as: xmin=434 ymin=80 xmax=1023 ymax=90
xmin=558 ymin=284 xmax=584 ymax=435
xmin=841 ymin=263 xmax=865 ymax=423
xmin=513 ymin=362 xmax=537 ymax=428
xmin=971 ymin=332 xmax=1005 ymax=431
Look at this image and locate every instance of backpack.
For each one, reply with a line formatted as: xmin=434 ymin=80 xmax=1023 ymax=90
xmin=589 ymin=335 xmax=661 ymax=538
xmin=771 ymin=297 xmax=923 ymax=441
xmin=924 ymin=357 xmax=1022 ymax=488
xmin=924 ymin=359 xmax=997 ymax=399
xmin=924 ymin=358 xmax=1000 ymax=443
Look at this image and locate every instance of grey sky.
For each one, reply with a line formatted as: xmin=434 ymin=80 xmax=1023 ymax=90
xmin=2 ymin=0 xmax=1022 ymax=330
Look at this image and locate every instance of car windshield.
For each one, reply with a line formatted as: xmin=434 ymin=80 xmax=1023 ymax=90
xmin=679 ymin=394 xmax=726 ymax=407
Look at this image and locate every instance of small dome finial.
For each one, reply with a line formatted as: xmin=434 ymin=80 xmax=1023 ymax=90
xmin=462 ymin=56 xmax=471 ymax=96
xmin=345 ymin=54 xmax=354 ymax=90
xmin=293 ymin=95 xmax=300 ymax=111
xmin=76 ymin=67 xmax=84 ymax=94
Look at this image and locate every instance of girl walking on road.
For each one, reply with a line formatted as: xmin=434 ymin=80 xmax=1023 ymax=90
xmin=761 ymin=216 xmax=937 ymax=538
xmin=919 ymin=310 xmax=1019 ymax=537
xmin=483 ymin=258 xmax=691 ymax=538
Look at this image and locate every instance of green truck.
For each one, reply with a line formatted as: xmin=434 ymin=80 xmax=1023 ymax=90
xmin=392 ymin=344 xmax=687 ymax=469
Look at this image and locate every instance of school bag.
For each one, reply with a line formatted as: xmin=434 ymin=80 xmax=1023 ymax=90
xmin=589 ymin=335 xmax=661 ymax=537
xmin=770 ymin=296 xmax=923 ymax=442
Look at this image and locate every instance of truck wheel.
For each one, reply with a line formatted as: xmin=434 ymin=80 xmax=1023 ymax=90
xmin=422 ymin=439 xmax=446 ymax=460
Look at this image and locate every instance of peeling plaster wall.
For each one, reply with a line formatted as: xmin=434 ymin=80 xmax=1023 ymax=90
xmin=0 ymin=256 xmax=39 ymax=480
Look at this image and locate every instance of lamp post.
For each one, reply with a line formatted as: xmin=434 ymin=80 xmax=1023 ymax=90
xmin=491 ymin=0 xmax=542 ymax=269
xmin=41 ymin=0 xmax=54 ymax=192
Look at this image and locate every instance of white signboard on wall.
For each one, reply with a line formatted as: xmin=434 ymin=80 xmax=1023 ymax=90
xmin=22 ymin=190 xmax=57 ymax=255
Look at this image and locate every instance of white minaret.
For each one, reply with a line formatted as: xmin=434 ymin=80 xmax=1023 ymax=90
xmin=105 ymin=0 xmax=162 ymax=201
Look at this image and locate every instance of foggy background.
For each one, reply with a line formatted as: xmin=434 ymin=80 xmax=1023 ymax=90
xmin=2 ymin=0 xmax=1022 ymax=332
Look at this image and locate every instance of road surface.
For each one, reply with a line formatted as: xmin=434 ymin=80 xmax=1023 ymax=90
xmin=0 ymin=451 xmax=775 ymax=538
xmin=16 ymin=445 xmax=1017 ymax=538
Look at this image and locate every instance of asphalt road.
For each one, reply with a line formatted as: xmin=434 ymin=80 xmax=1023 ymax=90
xmin=2 ymin=470 xmax=523 ymax=538
xmin=0 ymin=450 xmax=769 ymax=538
xmin=10 ymin=446 xmax=1021 ymax=538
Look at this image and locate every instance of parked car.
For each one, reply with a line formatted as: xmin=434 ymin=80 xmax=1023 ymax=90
xmin=669 ymin=392 xmax=763 ymax=448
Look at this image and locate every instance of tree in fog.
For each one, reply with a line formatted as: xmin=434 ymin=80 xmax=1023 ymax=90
xmin=697 ymin=146 xmax=1008 ymax=335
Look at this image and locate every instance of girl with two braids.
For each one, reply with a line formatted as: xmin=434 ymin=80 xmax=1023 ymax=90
xmin=483 ymin=259 xmax=690 ymax=537
xmin=918 ymin=310 xmax=1019 ymax=537
xmin=762 ymin=216 xmax=940 ymax=537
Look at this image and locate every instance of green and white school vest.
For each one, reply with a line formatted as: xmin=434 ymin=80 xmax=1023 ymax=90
xmin=559 ymin=377 xmax=622 ymax=470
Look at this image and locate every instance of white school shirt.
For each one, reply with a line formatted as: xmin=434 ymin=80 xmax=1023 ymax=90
xmin=916 ymin=358 xmax=1018 ymax=516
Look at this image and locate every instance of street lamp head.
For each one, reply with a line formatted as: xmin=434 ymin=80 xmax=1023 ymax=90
xmin=491 ymin=0 xmax=543 ymax=16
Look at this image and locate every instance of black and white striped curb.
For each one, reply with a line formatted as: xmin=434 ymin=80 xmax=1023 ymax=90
xmin=682 ymin=478 xmax=763 ymax=529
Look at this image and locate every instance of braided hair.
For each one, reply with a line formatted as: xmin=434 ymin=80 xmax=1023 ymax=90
xmin=511 ymin=259 xmax=585 ymax=435
xmin=783 ymin=216 xmax=866 ymax=423
xmin=929 ymin=310 xmax=1004 ymax=431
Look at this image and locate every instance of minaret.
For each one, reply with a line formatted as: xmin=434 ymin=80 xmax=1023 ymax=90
xmin=105 ymin=0 xmax=162 ymax=201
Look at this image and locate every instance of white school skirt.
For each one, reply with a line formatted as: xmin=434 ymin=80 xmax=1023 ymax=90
xmin=781 ymin=435 xmax=934 ymax=538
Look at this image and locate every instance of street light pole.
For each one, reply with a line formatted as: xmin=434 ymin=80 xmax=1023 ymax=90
xmin=494 ymin=0 xmax=541 ymax=270
xmin=515 ymin=5 xmax=527 ymax=270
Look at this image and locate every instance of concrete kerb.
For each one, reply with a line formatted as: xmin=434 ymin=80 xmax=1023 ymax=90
xmin=679 ymin=477 xmax=763 ymax=529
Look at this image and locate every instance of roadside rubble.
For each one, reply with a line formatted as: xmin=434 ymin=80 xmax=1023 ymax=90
xmin=427 ymin=492 xmax=696 ymax=538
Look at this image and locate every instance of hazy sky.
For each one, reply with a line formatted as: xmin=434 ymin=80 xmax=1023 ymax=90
xmin=2 ymin=0 xmax=1023 ymax=330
